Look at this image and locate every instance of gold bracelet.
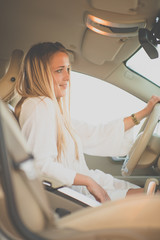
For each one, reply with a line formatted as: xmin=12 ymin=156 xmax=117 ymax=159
xmin=131 ymin=114 xmax=140 ymax=125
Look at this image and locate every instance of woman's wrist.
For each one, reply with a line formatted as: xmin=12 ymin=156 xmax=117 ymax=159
xmin=73 ymin=173 xmax=91 ymax=187
xmin=124 ymin=109 xmax=146 ymax=131
xmin=131 ymin=113 xmax=140 ymax=125
xmin=136 ymin=107 xmax=150 ymax=121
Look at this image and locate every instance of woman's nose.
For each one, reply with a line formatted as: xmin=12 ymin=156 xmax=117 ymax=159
xmin=64 ymin=70 xmax=70 ymax=81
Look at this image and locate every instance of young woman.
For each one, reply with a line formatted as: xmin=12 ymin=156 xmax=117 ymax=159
xmin=15 ymin=42 xmax=160 ymax=203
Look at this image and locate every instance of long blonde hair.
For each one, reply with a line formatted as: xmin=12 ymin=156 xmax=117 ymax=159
xmin=15 ymin=42 xmax=79 ymax=161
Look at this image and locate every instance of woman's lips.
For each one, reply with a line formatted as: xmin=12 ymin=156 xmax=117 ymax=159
xmin=60 ymin=84 xmax=67 ymax=89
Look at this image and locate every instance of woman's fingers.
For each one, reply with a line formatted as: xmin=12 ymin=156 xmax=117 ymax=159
xmin=145 ymin=95 xmax=160 ymax=115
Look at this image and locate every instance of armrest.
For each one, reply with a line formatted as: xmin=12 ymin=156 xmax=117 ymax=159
xmin=41 ymin=176 xmax=101 ymax=209
xmin=40 ymin=175 xmax=65 ymax=189
xmin=57 ymin=187 xmax=101 ymax=207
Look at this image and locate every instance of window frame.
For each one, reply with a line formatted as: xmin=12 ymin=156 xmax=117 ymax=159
xmin=124 ymin=46 xmax=160 ymax=88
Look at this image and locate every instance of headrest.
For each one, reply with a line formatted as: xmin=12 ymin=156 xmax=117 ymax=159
xmin=0 ymin=49 xmax=24 ymax=102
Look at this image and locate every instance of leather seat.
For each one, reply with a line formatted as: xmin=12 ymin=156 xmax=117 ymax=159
xmin=0 ymin=49 xmax=24 ymax=104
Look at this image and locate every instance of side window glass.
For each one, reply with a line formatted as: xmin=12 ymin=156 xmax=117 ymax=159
xmin=70 ymin=71 xmax=145 ymax=138
xmin=126 ymin=47 xmax=160 ymax=87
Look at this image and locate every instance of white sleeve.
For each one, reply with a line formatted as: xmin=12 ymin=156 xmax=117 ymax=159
xmin=72 ymin=118 xmax=134 ymax=157
xmin=19 ymin=98 xmax=76 ymax=186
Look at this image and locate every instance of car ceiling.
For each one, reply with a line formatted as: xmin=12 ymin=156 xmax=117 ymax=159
xmin=1 ymin=0 xmax=160 ymax=97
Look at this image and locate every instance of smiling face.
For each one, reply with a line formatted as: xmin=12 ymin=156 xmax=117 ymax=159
xmin=49 ymin=51 xmax=70 ymax=99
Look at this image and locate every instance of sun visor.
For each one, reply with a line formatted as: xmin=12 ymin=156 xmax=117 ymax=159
xmin=82 ymin=11 xmax=145 ymax=64
xmin=82 ymin=29 xmax=125 ymax=64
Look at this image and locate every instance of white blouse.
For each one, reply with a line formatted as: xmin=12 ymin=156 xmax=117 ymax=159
xmin=19 ymin=97 xmax=138 ymax=201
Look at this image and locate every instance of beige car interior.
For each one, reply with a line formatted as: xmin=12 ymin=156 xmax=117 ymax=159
xmin=0 ymin=99 xmax=160 ymax=240
xmin=1 ymin=0 xmax=160 ymax=238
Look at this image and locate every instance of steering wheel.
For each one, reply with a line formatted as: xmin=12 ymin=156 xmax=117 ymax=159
xmin=121 ymin=103 xmax=160 ymax=176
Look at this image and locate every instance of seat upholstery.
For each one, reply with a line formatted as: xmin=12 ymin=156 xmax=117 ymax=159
xmin=0 ymin=49 xmax=24 ymax=104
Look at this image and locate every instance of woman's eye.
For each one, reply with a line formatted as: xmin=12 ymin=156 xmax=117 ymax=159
xmin=56 ymin=69 xmax=62 ymax=73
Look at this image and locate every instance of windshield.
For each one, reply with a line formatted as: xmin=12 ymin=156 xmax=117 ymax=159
xmin=126 ymin=46 xmax=160 ymax=87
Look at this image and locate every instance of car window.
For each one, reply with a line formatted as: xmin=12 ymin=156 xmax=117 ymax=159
xmin=126 ymin=46 xmax=160 ymax=87
xmin=70 ymin=71 xmax=145 ymax=137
